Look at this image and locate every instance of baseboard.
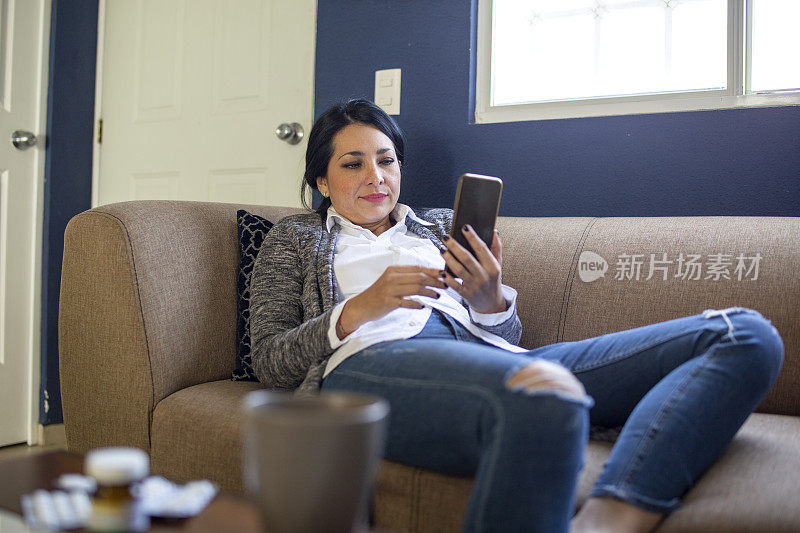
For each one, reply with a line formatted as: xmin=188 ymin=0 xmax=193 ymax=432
xmin=37 ymin=423 xmax=66 ymax=447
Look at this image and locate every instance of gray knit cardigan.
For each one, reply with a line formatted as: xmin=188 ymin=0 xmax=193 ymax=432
xmin=249 ymin=207 xmax=523 ymax=395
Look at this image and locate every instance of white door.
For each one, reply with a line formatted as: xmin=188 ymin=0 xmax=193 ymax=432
xmin=0 ymin=0 xmax=49 ymax=446
xmin=96 ymin=0 xmax=316 ymax=207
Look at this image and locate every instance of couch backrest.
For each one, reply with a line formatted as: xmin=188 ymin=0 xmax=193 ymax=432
xmin=498 ymin=215 xmax=800 ymax=416
xmin=60 ymin=201 xmax=799 ymax=452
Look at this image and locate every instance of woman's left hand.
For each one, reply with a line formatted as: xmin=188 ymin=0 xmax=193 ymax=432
xmin=441 ymin=225 xmax=507 ymax=314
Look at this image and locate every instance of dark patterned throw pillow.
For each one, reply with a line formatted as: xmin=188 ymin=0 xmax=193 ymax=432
xmin=232 ymin=210 xmax=274 ymax=381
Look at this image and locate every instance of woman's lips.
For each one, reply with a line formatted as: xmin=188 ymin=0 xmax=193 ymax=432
xmin=360 ymin=193 xmax=388 ymax=203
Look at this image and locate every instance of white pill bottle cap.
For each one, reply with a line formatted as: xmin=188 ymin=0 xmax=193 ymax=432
xmin=85 ymin=447 xmax=149 ymax=485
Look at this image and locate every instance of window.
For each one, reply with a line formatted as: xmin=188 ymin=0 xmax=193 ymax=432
xmin=476 ymin=0 xmax=800 ymax=122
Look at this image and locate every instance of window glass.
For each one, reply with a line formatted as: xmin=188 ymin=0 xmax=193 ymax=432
xmin=750 ymin=0 xmax=800 ymax=92
xmin=491 ymin=0 xmax=727 ymax=105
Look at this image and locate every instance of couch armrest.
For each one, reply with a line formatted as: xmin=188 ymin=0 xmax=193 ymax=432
xmin=59 ymin=200 xmax=303 ymax=453
xmin=59 ymin=210 xmax=155 ymax=453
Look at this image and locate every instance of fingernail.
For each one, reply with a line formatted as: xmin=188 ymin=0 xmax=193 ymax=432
xmin=443 ymin=236 xmax=450 ymax=242
xmin=434 ymin=293 xmax=441 ymax=299
xmin=463 ymin=224 xmax=472 ymax=233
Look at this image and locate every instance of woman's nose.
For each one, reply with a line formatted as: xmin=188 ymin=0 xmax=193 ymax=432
xmin=365 ymin=163 xmax=384 ymax=184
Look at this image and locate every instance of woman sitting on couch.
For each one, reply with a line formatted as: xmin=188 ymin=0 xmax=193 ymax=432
xmin=249 ymin=98 xmax=784 ymax=533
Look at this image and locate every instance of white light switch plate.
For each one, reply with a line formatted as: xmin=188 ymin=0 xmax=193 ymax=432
xmin=374 ymin=68 xmax=401 ymax=115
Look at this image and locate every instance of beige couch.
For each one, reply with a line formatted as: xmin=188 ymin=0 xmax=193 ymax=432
xmin=60 ymin=201 xmax=800 ymax=532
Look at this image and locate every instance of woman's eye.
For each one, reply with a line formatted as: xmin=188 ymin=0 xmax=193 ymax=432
xmin=342 ymin=161 xmax=361 ymax=169
xmin=381 ymin=158 xmax=395 ymax=165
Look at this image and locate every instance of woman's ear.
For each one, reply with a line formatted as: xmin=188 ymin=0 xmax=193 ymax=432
xmin=316 ymin=176 xmax=328 ymax=198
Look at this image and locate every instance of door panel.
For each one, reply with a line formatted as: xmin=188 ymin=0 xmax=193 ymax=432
xmin=98 ymin=0 xmax=315 ymax=208
xmin=211 ymin=0 xmax=271 ymax=115
xmin=133 ymin=0 xmax=185 ymax=123
xmin=0 ymin=0 xmax=49 ymax=446
xmin=130 ymin=171 xmax=180 ymax=201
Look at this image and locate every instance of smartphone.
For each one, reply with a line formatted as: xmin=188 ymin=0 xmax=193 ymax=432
xmin=448 ymin=173 xmax=503 ymax=266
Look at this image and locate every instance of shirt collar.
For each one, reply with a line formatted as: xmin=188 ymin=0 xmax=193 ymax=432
xmin=325 ymin=203 xmax=434 ymax=233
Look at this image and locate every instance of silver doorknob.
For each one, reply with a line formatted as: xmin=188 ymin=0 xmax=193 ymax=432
xmin=275 ymin=123 xmax=304 ymax=145
xmin=11 ymin=130 xmax=38 ymax=150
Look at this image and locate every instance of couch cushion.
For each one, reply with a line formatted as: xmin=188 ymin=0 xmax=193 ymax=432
xmin=374 ymin=460 xmax=472 ymax=532
xmin=373 ymin=413 xmax=800 ymax=532
xmin=152 ymin=382 xmax=800 ymax=531
xmin=233 ymin=210 xmax=274 ymax=381
xmin=150 ymin=379 xmax=263 ymax=493
xmin=656 ymin=413 xmax=800 ymax=532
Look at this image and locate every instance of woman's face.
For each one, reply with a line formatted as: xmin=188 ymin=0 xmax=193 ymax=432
xmin=317 ymin=123 xmax=401 ymax=232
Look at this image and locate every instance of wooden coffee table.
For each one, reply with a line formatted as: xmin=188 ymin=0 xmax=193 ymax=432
xmin=0 ymin=450 xmax=262 ymax=532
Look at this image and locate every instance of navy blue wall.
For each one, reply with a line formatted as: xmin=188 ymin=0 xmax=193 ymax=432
xmin=40 ymin=0 xmax=97 ymax=424
xmin=37 ymin=1 xmax=799 ymax=425
xmin=315 ymin=0 xmax=800 ymax=217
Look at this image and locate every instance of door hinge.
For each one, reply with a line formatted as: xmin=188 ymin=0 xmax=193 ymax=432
xmin=97 ymin=118 xmax=103 ymax=144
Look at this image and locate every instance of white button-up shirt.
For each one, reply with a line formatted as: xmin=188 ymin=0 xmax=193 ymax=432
xmin=323 ymin=204 xmax=525 ymax=378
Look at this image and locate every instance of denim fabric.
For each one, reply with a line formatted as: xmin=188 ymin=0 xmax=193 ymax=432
xmin=419 ymin=308 xmax=491 ymax=343
xmin=321 ymin=307 xmax=784 ymax=532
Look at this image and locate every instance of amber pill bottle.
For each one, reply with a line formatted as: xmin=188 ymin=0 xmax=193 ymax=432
xmin=85 ymin=447 xmax=150 ymax=532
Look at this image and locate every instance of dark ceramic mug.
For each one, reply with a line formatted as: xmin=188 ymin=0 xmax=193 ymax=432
xmin=242 ymin=390 xmax=389 ymax=533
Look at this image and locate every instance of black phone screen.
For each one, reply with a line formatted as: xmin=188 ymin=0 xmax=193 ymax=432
xmin=449 ymin=174 xmax=503 ymax=259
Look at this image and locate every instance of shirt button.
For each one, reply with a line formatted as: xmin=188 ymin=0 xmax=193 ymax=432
xmin=409 ymin=321 xmax=419 ymax=327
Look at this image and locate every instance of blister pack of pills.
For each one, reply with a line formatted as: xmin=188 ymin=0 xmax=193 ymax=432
xmin=19 ymin=474 xmax=218 ymax=531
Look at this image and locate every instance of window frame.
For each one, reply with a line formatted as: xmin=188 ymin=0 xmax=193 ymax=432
xmin=475 ymin=0 xmax=800 ymax=123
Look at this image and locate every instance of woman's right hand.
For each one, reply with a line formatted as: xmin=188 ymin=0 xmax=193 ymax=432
xmin=337 ymin=265 xmax=446 ymax=338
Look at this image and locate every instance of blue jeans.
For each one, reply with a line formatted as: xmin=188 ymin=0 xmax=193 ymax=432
xmin=321 ymin=307 xmax=783 ymax=533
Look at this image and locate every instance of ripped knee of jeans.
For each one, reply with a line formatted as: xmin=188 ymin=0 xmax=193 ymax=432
xmin=504 ymin=359 xmax=588 ymax=402
xmin=702 ymin=306 xmax=763 ymax=344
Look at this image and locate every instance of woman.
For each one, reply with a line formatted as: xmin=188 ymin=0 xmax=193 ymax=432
xmin=250 ymin=98 xmax=784 ymax=533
